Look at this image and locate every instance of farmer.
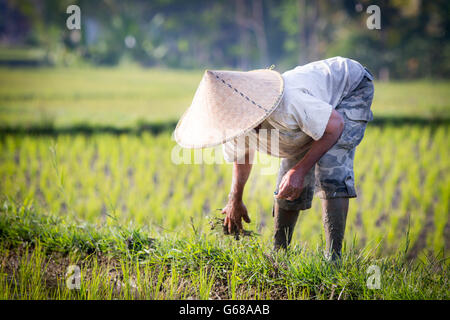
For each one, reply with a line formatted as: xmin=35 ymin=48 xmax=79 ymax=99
xmin=174 ymin=56 xmax=374 ymax=260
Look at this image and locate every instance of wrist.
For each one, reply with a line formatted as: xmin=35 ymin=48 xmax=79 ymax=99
xmin=293 ymin=155 xmax=314 ymax=175
xmin=289 ymin=166 xmax=305 ymax=177
xmin=228 ymin=192 xmax=242 ymax=202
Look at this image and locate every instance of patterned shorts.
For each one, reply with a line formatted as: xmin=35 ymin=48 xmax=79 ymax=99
xmin=275 ymin=70 xmax=375 ymax=211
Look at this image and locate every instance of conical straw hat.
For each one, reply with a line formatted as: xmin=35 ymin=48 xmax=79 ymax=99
xmin=174 ymin=68 xmax=284 ymax=148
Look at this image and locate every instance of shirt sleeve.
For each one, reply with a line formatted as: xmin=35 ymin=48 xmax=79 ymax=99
xmin=287 ymin=90 xmax=333 ymax=141
xmin=222 ymin=135 xmax=256 ymax=164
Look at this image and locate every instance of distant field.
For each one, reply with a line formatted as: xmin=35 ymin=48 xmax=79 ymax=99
xmin=0 ymin=67 xmax=201 ymax=128
xmin=0 ymin=68 xmax=449 ymax=129
xmin=0 ymin=68 xmax=448 ymax=300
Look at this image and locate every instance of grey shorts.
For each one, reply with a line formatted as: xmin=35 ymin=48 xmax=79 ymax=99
xmin=274 ymin=71 xmax=374 ymax=211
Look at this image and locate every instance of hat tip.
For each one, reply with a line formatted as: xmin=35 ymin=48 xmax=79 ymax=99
xmin=204 ymin=70 xmax=218 ymax=81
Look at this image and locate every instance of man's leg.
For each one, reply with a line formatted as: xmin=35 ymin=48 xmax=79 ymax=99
xmin=273 ymin=156 xmax=314 ymax=250
xmin=315 ymin=112 xmax=369 ymax=261
xmin=273 ymin=202 xmax=300 ymax=250
xmin=315 ymin=115 xmax=368 ymax=261
xmin=318 ymin=73 xmax=374 ymax=260
xmin=321 ymin=197 xmax=349 ymax=260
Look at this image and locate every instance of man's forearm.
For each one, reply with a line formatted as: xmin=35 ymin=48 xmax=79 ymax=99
xmin=292 ymin=131 xmax=340 ymax=175
xmin=292 ymin=111 xmax=344 ymax=175
xmin=276 ymin=110 xmax=344 ymax=201
xmin=229 ymin=153 xmax=253 ymax=201
xmin=223 ymin=152 xmax=253 ymax=233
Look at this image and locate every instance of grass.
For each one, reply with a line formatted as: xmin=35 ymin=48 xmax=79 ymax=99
xmin=0 ymin=200 xmax=448 ymax=300
xmin=0 ymin=125 xmax=447 ymax=259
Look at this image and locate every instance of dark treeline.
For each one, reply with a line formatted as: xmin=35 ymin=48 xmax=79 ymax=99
xmin=1 ymin=116 xmax=447 ymax=137
xmin=1 ymin=0 xmax=449 ymax=79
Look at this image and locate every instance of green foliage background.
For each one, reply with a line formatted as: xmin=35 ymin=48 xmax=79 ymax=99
xmin=1 ymin=0 xmax=449 ymax=78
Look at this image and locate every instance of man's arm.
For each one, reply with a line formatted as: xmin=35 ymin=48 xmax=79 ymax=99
xmin=222 ymin=152 xmax=253 ymax=233
xmin=276 ymin=109 xmax=344 ymax=201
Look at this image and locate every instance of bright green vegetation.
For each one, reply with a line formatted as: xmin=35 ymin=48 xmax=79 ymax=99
xmin=0 ymin=125 xmax=448 ymax=259
xmin=0 ymin=202 xmax=448 ymax=300
xmin=0 ymin=68 xmax=449 ymax=300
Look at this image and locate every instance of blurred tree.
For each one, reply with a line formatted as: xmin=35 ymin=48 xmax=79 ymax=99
xmin=0 ymin=0 xmax=448 ymax=78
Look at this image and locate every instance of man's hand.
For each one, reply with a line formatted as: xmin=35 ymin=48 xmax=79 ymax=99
xmin=222 ymin=196 xmax=251 ymax=234
xmin=276 ymin=168 xmax=305 ymax=201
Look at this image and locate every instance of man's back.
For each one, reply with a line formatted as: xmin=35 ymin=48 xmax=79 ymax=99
xmin=282 ymin=56 xmax=366 ymax=108
xmin=222 ymin=57 xmax=372 ymax=161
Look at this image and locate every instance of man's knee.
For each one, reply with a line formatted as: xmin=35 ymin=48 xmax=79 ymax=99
xmin=321 ymin=197 xmax=349 ymax=213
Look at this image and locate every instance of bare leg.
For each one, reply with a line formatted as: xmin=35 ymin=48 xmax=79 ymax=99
xmin=321 ymin=198 xmax=349 ymax=261
xmin=273 ymin=201 xmax=300 ymax=250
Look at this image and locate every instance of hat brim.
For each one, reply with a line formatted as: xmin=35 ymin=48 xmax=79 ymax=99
xmin=174 ymin=69 xmax=284 ymax=149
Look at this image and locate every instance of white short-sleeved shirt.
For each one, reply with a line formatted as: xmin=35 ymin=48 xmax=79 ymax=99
xmin=223 ymin=57 xmax=366 ymax=162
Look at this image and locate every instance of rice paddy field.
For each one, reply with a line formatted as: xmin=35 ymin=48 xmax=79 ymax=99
xmin=0 ymin=67 xmax=449 ymax=300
